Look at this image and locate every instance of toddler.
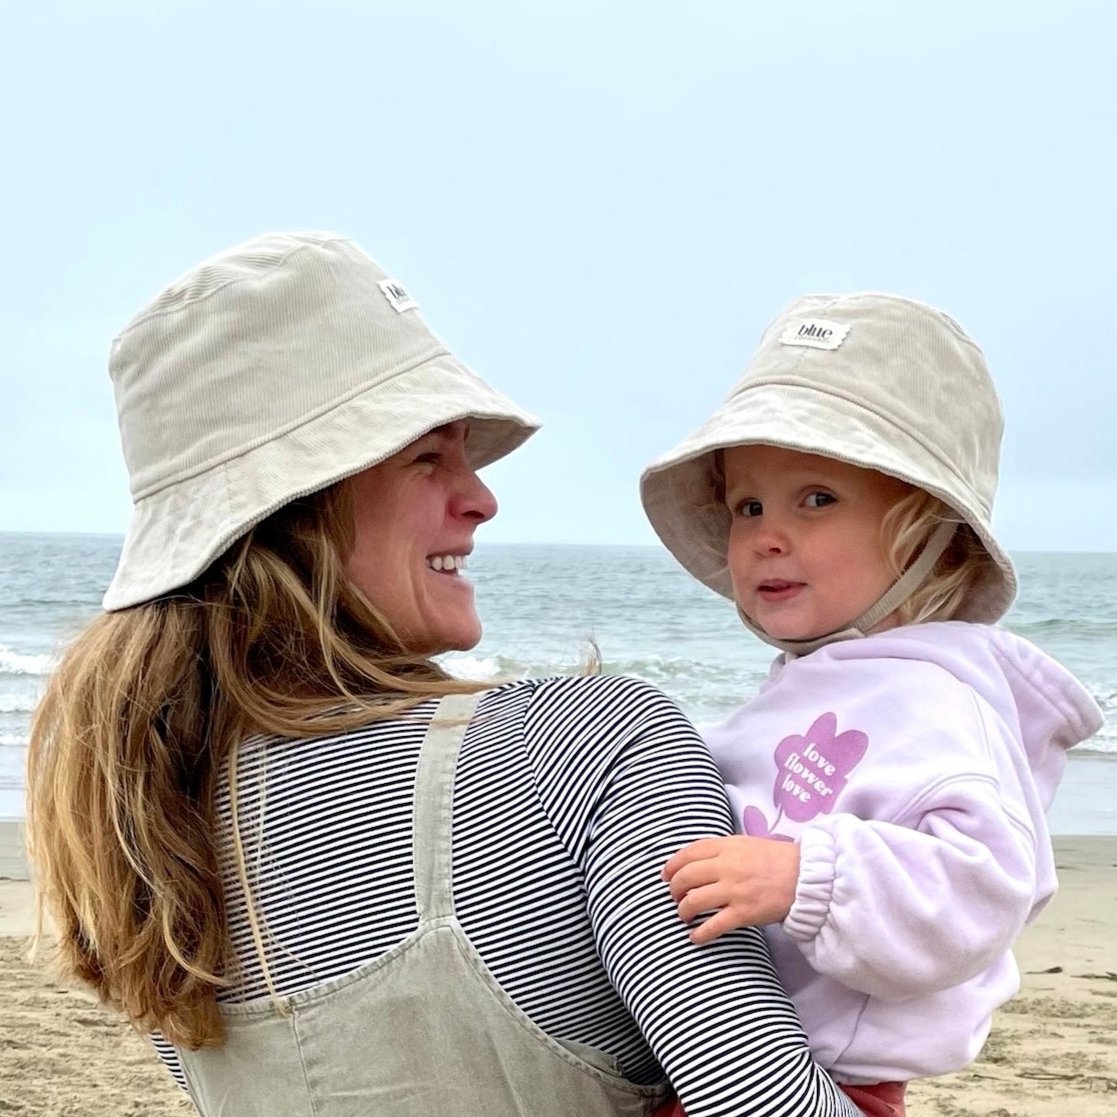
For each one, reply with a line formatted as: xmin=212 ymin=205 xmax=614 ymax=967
xmin=641 ymin=293 xmax=1103 ymax=1117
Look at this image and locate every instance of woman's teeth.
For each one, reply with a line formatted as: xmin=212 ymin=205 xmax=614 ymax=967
xmin=429 ymin=555 xmax=467 ymax=573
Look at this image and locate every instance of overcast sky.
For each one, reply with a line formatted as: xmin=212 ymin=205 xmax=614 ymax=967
xmin=2 ymin=1 xmax=1114 ymax=551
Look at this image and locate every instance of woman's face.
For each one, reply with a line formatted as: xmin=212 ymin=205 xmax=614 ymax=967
xmin=345 ymin=422 xmax=497 ymax=654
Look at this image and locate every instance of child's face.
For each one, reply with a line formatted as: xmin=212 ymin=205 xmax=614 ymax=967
xmin=723 ymin=444 xmax=912 ymax=642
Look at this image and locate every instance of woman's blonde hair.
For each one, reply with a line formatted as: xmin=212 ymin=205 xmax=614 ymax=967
xmin=26 ymin=479 xmax=483 ymax=1050
xmin=881 ymin=488 xmax=994 ymax=627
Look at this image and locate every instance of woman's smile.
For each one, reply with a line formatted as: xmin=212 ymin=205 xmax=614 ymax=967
xmin=345 ymin=422 xmax=497 ymax=654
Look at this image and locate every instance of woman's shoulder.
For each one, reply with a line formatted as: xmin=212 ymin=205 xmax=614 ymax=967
xmin=478 ymin=675 xmax=698 ymax=776
xmin=479 ymin=672 xmax=685 ymax=714
xmin=472 ymin=675 xmax=715 ymax=850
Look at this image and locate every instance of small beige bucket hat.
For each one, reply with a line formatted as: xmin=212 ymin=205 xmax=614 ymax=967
xmin=104 ymin=231 xmax=540 ymax=611
xmin=640 ymin=291 xmax=1017 ymax=627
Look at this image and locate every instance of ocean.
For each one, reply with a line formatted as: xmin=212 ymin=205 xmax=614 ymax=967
xmin=2 ymin=533 xmax=1114 ymax=832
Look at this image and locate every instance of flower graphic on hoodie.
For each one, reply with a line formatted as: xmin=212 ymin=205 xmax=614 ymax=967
xmin=742 ymin=712 xmax=868 ymax=839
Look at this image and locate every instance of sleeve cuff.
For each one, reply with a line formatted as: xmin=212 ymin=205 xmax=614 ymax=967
xmin=782 ymin=824 xmax=837 ymax=944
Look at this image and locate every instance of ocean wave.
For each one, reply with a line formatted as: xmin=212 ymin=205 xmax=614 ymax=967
xmin=441 ymin=653 xmax=584 ymax=683
xmin=600 ymin=654 xmax=755 ymax=682
xmin=1073 ymin=693 xmax=1116 ymax=754
xmin=1083 ymin=684 xmax=1116 ymax=742
xmin=1086 ymin=680 xmax=1117 ymax=705
xmin=445 ymin=646 xmax=752 ymax=674
xmin=440 ymin=653 xmax=507 ymax=681
xmin=0 ymin=646 xmax=54 ymax=677
xmin=0 ymin=695 xmax=37 ymax=714
xmin=1008 ymin=617 xmax=1117 ymax=641
xmin=1074 ymin=738 xmax=1117 ymax=756
xmin=440 ymin=650 xmax=756 ymax=687
xmin=0 ymin=596 xmax=98 ymax=608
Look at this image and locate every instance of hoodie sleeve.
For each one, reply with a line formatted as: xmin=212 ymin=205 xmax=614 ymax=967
xmin=780 ymin=687 xmax=1041 ymax=1001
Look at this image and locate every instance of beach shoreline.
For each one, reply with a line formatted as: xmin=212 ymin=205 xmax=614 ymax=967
xmin=5 ymin=749 xmax=1116 ymax=836
xmin=2 ymin=824 xmax=1114 ymax=1115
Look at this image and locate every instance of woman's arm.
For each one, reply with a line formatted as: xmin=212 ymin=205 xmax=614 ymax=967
xmin=531 ymin=675 xmax=857 ymax=1117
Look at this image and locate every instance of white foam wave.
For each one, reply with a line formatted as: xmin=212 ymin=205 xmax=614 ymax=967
xmin=0 ymin=695 xmax=37 ymax=714
xmin=1075 ymin=739 xmax=1116 ymax=756
xmin=0 ymin=646 xmax=53 ymax=677
xmin=1077 ymin=681 xmax=1116 ymax=755
xmin=0 ymin=733 xmax=26 ymax=748
xmin=439 ymin=654 xmax=505 ymax=681
xmin=1077 ymin=714 xmax=1116 ymax=753
xmin=1086 ymin=681 xmax=1116 ymax=709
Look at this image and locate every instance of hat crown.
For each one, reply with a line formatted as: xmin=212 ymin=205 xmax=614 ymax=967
xmin=731 ymin=292 xmax=1003 ymax=515
xmin=110 ymin=232 xmax=444 ymax=499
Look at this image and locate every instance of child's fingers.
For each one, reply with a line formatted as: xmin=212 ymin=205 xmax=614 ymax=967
xmin=662 ymin=836 xmax=730 ymax=881
xmin=687 ymin=908 xmax=744 ymax=945
xmin=665 ymin=859 xmax=723 ymax=903
xmin=675 ymin=883 xmax=730 ymax=924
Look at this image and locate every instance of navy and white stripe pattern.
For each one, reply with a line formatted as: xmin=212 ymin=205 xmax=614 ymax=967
xmin=156 ymin=675 xmax=854 ymax=1116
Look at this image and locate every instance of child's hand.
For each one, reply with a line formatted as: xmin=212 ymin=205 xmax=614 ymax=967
xmin=662 ymin=836 xmax=801 ymax=944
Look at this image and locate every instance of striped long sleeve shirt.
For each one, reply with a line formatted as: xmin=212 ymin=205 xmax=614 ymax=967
xmin=157 ymin=674 xmax=855 ymax=1117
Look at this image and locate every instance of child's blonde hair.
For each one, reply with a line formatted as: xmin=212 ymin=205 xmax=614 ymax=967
xmin=881 ymin=489 xmax=995 ymax=627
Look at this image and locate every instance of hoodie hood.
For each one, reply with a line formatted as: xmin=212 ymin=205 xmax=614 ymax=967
xmin=796 ymin=622 xmax=1103 ymax=811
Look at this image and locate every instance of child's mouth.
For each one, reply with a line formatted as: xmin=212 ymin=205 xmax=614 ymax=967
xmin=758 ymin=580 xmax=804 ymax=602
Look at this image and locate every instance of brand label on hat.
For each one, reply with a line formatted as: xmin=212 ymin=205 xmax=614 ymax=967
xmin=378 ymin=278 xmax=418 ymax=314
xmin=779 ymin=318 xmax=851 ymax=351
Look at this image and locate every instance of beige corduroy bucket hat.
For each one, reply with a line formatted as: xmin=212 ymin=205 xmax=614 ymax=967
xmin=640 ymin=292 xmax=1017 ymax=628
xmin=104 ymin=231 xmax=540 ymax=611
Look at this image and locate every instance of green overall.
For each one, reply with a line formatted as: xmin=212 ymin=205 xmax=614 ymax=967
xmin=177 ymin=693 xmax=670 ymax=1115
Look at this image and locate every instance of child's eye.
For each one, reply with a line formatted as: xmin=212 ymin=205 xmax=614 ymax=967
xmin=804 ymin=491 xmax=836 ymax=508
xmin=737 ymin=499 xmax=763 ymax=518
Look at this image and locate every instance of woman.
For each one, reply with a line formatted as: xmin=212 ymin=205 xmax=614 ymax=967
xmin=27 ymin=232 xmax=857 ymax=1116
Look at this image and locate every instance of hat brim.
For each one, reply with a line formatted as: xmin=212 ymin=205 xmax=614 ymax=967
xmin=641 ymin=382 xmax=1016 ymax=624
xmin=104 ymin=355 xmax=539 ymax=610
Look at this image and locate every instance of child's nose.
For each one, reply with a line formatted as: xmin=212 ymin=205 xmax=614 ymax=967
xmin=752 ymin=518 xmax=790 ymax=555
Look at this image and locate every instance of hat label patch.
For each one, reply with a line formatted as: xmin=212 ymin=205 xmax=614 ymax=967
xmin=378 ymin=278 xmax=418 ymax=314
xmin=780 ymin=318 xmax=850 ymax=351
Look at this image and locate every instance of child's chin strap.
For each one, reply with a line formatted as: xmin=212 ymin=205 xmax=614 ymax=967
xmin=738 ymin=521 xmax=958 ymax=657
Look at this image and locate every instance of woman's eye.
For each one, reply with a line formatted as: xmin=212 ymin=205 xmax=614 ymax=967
xmin=805 ymin=491 xmax=836 ymax=508
xmin=738 ymin=500 xmax=763 ymax=518
xmin=413 ymin=451 xmax=441 ymax=465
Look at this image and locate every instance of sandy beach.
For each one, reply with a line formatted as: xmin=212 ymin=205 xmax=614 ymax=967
xmin=1 ymin=822 xmax=1114 ymax=1116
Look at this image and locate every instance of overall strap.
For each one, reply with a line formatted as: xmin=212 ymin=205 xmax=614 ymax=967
xmin=412 ymin=691 xmax=484 ymax=920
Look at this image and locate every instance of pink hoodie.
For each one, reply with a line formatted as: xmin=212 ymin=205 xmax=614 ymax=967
xmin=702 ymin=621 xmax=1103 ymax=1083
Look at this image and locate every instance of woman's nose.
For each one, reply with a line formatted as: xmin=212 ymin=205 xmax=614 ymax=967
xmin=456 ymin=470 xmax=498 ymax=524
